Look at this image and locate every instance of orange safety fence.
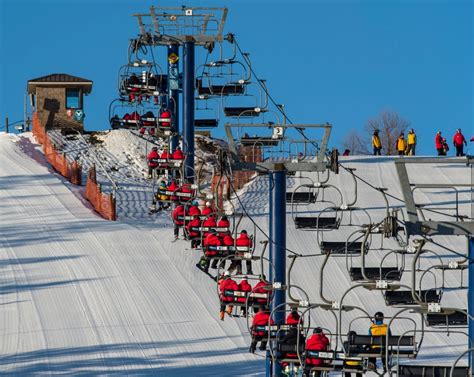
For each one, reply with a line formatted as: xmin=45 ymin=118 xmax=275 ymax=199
xmin=32 ymin=112 xmax=82 ymax=185
xmin=32 ymin=112 xmax=116 ymax=221
xmin=85 ymin=165 xmax=117 ymax=221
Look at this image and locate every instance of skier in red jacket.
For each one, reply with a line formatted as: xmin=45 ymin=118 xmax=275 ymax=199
xmin=249 ymin=308 xmax=274 ymax=353
xmin=147 ymin=147 xmax=160 ymax=179
xmin=172 ymin=146 xmax=185 ymax=160
xmin=159 ymin=108 xmax=172 ymax=127
xmin=188 ymin=201 xmax=201 ymax=216
xmin=229 ymin=230 xmax=253 ymax=275
xmin=210 ymin=233 xmax=234 ymax=270
xmin=435 ymin=131 xmax=443 ymax=156
xmin=238 ymin=278 xmax=253 ymax=317
xmin=217 ymin=216 xmax=231 ymax=228
xmin=204 ymin=231 xmax=222 ymax=257
xmin=202 ymin=215 xmax=217 ymax=237
xmin=201 ymin=201 xmax=214 ymax=216
xmin=253 ymin=275 xmax=271 ymax=312
xmin=186 ymin=215 xmax=201 ymax=248
xmin=286 ymin=308 xmax=303 ymax=326
xmin=172 ymin=204 xmax=186 ymax=239
xmin=304 ymin=327 xmax=330 ymax=373
xmin=219 ymin=271 xmax=239 ymax=320
xmin=453 ymin=128 xmax=467 ymax=156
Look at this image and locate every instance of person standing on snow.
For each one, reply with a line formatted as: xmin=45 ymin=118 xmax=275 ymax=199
xmin=453 ymin=128 xmax=467 ymax=156
xmin=435 ymin=131 xmax=444 ymax=156
xmin=441 ymin=138 xmax=450 ymax=156
xmin=395 ymin=133 xmax=407 ymax=156
xmin=372 ymin=130 xmax=382 ymax=156
xmin=406 ymin=128 xmax=417 ymax=156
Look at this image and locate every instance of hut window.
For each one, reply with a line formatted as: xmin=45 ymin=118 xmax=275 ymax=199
xmin=66 ymin=89 xmax=80 ymax=109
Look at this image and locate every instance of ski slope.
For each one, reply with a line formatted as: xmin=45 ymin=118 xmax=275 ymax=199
xmin=0 ymin=132 xmax=262 ymax=376
xmin=0 ymin=130 xmax=472 ymax=375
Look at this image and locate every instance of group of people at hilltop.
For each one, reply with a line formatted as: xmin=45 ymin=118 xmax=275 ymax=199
xmin=371 ymin=128 xmax=471 ymax=156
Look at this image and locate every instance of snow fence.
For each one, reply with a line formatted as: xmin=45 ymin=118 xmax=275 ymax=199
xmin=32 ymin=113 xmax=82 ymax=185
xmin=85 ymin=165 xmax=117 ymax=221
xmin=32 ymin=112 xmax=116 ymax=221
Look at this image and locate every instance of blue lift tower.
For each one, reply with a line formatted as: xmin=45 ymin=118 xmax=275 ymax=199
xmin=133 ymin=6 xmax=228 ymax=183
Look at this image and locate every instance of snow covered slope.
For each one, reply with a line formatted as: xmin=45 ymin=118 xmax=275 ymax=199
xmin=1 ymin=130 xmax=472 ymax=375
xmin=0 ymin=132 xmax=263 ymax=376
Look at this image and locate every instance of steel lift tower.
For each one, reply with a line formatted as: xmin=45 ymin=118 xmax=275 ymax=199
xmin=226 ymin=122 xmax=336 ymax=376
xmin=132 ymin=6 xmax=228 ymax=182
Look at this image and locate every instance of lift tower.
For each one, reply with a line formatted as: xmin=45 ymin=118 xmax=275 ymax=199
xmin=132 ymin=6 xmax=228 ymax=182
xmin=225 ymin=121 xmax=336 ymax=376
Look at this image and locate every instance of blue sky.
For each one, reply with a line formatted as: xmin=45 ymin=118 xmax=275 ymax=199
xmin=1 ymin=0 xmax=472 ymax=154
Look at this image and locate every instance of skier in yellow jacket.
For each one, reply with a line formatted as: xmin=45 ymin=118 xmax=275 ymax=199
xmin=406 ymin=128 xmax=417 ymax=156
xmin=372 ymin=130 xmax=382 ymax=155
xmin=396 ymin=133 xmax=407 ymax=156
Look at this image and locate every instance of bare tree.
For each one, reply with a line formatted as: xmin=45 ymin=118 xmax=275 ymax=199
xmin=342 ymin=128 xmax=369 ymax=155
xmin=365 ymin=110 xmax=410 ymax=155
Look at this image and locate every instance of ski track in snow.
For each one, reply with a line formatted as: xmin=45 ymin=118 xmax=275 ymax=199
xmin=0 ymin=131 xmax=472 ymax=375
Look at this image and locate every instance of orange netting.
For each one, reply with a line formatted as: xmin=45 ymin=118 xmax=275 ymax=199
xmin=32 ymin=112 xmax=82 ymax=185
xmin=85 ymin=165 xmax=117 ymax=221
xmin=32 ymin=112 xmax=116 ymax=221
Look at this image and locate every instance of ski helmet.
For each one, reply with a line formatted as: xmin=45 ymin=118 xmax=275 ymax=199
xmin=374 ymin=311 xmax=384 ymax=321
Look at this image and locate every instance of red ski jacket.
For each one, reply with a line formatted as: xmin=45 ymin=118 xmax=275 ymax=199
xmin=305 ymin=333 xmax=330 ymax=366
xmin=236 ymin=233 xmax=252 ymax=247
xmin=453 ymin=132 xmax=466 ymax=147
xmin=188 ymin=205 xmax=201 ymax=216
xmin=237 ymin=279 xmax=252 ymax=303
xmin=147 ymin=150 xmax=160 ymax=167
xmin=186 ymin=217 xmax=201 ymax=238
xmin=220 ymin=278 xmax=239 ymax=302
xmin=172 ymin=205 xmax=186 ymax=226
xmin=252 ymin=311 xmax=274 ymax=337
xmin=286 ymin=312 xmax=302 ymax=326
xmin=160 ymin=110 xmax=171 ymax=127
xmin=222 ymin=234 xmax=234 ymax=246
xmin=435 ymin=134 xmax=443 ymax=149
xmin=172 ymin=149 xmax=185 ymax=160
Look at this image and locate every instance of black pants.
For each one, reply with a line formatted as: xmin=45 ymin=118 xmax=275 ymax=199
xmin=456 ymin=145 xmax=464 ymax=156
xmin=211 ymin=258 xmax=225 ymax=269
xmin=191 ymin=238 xmax=200 ymax=248
xmin=373 ymin=147 xmax=381 ymax=156
xmin=148 ymin=166 xmax=156 ymax=176
xmin=437 ymin=148 xmax=444 ymax=156
xmin=398 ymin=151 xmax=404 ymax=156
xmin=249 ymin=337 xmax=267 ymax=352
xmin=174 ymin=226 xmax=179 ymax=237
xmin=369 ymin=356 xmax=387 ymax=372
xmin=230 ymin=260 xmax=253 ymax=274
xmin=344 ymin=371 xmax=362 ymax=377
xmin=303 ymin=366 xmax=321 ymax=377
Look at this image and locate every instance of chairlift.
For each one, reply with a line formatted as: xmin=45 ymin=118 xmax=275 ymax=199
xmin=397 ymin=364 xmax=470 ymax=377
xmin=118 ymin=61 xmax=167 ymax=100
xmin=109 ymin=98 xmax=142 ymax=130
xmin=425 ymin=310 xmax=467 ymax=327
xmin=384 ymin=289 xmax=442 ymax=306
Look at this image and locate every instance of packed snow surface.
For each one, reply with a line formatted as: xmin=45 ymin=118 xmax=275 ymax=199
xmin=0 ymin=130 xmax=472 ymax=375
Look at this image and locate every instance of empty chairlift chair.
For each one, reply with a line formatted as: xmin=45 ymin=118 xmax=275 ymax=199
xmin=397 ymin=365 xmax=470 ymax=377
xmin=384 ymin=289 xmax=442 ymax=306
